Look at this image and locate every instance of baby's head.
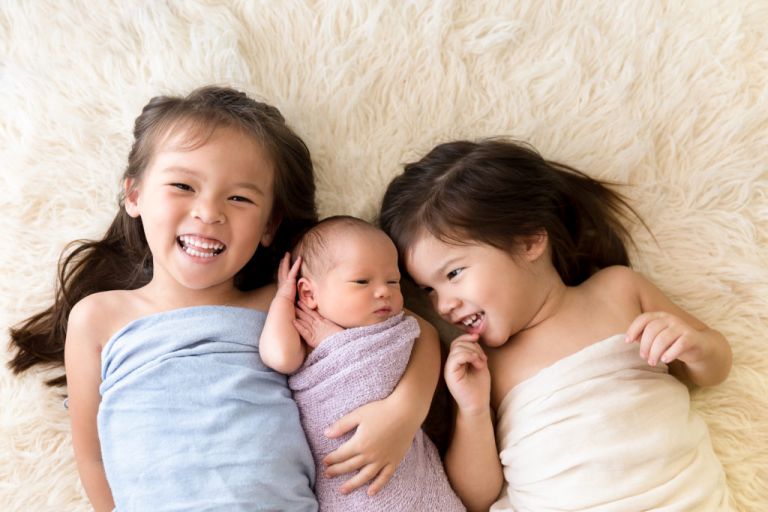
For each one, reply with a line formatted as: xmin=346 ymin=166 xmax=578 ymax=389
xmin=294 ymin=216 xmax=403 ymax=329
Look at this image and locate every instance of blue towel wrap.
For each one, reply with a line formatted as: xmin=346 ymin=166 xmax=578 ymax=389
xmin=98 ymin=305 xmax=317 ymax=511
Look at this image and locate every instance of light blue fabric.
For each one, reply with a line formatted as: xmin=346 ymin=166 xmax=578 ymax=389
xmin=98 ymin=305 xmax=317 ymax=512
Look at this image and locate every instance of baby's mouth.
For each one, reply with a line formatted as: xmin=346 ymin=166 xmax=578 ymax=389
xmin=177 ymin=235 xmax=226 ymax=258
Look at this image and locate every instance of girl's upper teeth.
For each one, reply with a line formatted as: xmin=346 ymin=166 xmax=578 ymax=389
xmin=462 ymin=313 xmax=480 ymax=326
xmin=180 ymin=235 xmax=224 ymax=250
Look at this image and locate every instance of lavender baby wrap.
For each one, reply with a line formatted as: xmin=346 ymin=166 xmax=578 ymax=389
xmin=288 ymin=312 xmax=465 ymax=511
xmin=98 ymin=306 xmax=317 ymax=512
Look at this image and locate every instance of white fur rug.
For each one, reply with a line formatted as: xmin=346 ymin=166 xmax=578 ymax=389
xmin=1 ymin=1 xmax=766 ymax=510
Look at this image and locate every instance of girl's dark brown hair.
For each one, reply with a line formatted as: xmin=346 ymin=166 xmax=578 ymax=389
xmin=8 ymin=85 xmax=317 ymax=386
xmin=379 ymin=138 xmax=642 ymax=286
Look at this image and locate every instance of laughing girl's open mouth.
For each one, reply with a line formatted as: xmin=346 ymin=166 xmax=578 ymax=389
xmin=177 ymin=235 xmax=225 ymax=258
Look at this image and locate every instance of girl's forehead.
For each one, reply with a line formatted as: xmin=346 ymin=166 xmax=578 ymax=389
xmin=405 ymin=233 xmax=456 ymax=270
xmin=143 ymin=125 xmax=275 ymax=189
xmin=409 ymin=230 xmax=468 ymax=255
xmin=159 ymin=121 xmax=248 ymax=152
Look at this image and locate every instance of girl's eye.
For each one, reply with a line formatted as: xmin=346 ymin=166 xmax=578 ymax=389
xmin=354 ymin=279 xmax=369 ymax=285
xmin=387 ymin=280 xmax=400 ymax=285
xmin=447 ymin=268 xmax=464 ymax=280
xmin=229 ymin=195 xmax=254 ymax=203
xmin=171 ymin=183 xmax=193 ymax=191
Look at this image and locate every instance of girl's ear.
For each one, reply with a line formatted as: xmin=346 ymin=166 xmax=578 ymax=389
xmin=124 ymin=178 xmax=141 ymax=218
xmin=523 ymin=231 xmax=548 ymax=261
xmin=260 ymin=213 xmax=281 ymax=247
xmin=297 ymin=277 xmax=318 ymax=309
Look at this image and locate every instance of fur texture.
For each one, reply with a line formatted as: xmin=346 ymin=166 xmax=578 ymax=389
xmin=1 ymin=1 xmax=766 ymax=510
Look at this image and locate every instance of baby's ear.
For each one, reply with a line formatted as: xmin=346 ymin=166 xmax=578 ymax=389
xmin=123 ymin=178 xmax=141 ymax=218
xmin=523 ymin=231 xmax=548 ymax=261
xmin=297 ymin=277 xmax=318 ymax=309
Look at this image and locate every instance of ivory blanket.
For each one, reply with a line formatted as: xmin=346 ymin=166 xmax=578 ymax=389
xmin=491 ymin=334 xmax=731 ymax=512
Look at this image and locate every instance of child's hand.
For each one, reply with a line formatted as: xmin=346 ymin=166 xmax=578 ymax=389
xmin=445 ymin=334 xmax=491 ymax=415
xmin=322 ymin=397 xmax=413 ymax=496
xmin=293 ymin=300 xmax=343 ymax=348
xmin=275 ymin=253 xmax=301 ymax=301
xmin=625 ymin=311 xmax=709 ymax=367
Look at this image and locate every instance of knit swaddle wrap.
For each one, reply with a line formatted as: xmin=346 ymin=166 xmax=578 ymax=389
xmin=288 ymin=312 xmax=465 ymax=512
xmin=98 ymin=306 xmax=317 ymax=512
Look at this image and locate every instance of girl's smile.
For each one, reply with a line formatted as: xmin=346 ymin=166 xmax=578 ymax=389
xmin=177 ymin=234 xmax=226 ymax=259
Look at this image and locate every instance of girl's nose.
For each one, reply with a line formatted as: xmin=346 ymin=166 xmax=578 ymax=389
xmin=191 ymin=199 xmax=225 ymax=224
xmin=374 ymin=284 xmax=390 ymax=298
xmin=436 ymin=295 xmax=459 ymax=317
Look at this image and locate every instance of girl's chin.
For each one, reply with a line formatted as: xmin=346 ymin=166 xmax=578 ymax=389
xmin=478 ymin=331 xmax=510 ymax=348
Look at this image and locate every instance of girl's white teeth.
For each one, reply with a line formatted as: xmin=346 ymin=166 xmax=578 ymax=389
xmin=178 ymin=235 xmax=225 ymax=257
xmin=462 ymin=313 xmax=482 ymax=327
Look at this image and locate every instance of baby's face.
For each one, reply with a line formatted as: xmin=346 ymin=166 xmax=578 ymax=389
xmin=311 ymin=232 xmax=404 ymax=328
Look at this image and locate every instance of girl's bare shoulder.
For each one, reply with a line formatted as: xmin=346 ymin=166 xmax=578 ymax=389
xmin=580 ymin=265 xmax=646 ymax=315
xmin=585 ymin=265 xmax=643 ymax=293
xmin=67 ymin=290 xmax=150 ymax=349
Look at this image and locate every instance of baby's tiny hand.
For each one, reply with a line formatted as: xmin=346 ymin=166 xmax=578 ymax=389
xmin=293 ymin=301 xmax=343 ymax=348
xmin=275 ymin=253 xmax=301 ymax=301
xmin=625 ymin=311 xmax=707 ymax=367
xmin=444 ymin=334 xmax=491 ymax=415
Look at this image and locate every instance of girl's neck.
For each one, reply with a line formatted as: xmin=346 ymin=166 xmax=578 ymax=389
xmin=520 ymin=266 xmax=570 ymax=334
xmin=139 ymin=277 xmax=247 ymax=310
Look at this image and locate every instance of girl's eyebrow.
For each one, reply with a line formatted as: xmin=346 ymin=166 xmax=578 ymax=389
xmin=431 ymin=256 xmax=461 ymax=281
xmin=162 ymin=166 xmax=265 ymax=195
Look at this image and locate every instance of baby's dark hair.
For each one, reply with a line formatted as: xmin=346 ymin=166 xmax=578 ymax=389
xmin=9 ymin=85 xmax=318 ymax=386
xmin=379 ymin=138 xmax=641 ymax=286
xmin=294 ymin=215 xmax=385 ymax=277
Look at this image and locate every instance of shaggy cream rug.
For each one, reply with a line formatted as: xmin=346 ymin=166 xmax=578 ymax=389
xmin=1 ymin=1 xmax=766 ymax=510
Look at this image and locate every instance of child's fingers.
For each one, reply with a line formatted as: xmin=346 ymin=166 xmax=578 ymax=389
xmin=638 ymin=319 xmax=666 ymax=359
xmin=446 ymin=345 xmax=487 ymax=373
xmin=448 ymin=337 xmax=487 ymax=362
xmin=449 ymin=334 xmax=485 ymax=355
xmin=365 ymin=464 xmax=395 ymax=496
xmin=324 ymin=454 xmax=366 ymax=478
xmin=287 ymin=255 xmax=302 ymax=279
xmin=625 ymin=312 xmax=658 ymax=343
xmin=324 ymin=412 xmax=359 ymax=442
xmin=278 ymin=253 xmax=302 ymax=284
xmin=647 ymin=328 xmax=679 ymax=366
xmin=659 ymin=337 xmax=690 ymax=364
xmin=338 ymin=463 xmax=381 ymax=495
xmin=297 ymin=300 xmax=321 ymax=319
xmin=277 ymin=253 xmax=291 ymax=281
xmin=292 ymin=319 xmax=312 ymax=341
xmin=324 ymin=442 xmax=355 ymax=467
xmin=295 ymin=306 xmax=315 ymax=324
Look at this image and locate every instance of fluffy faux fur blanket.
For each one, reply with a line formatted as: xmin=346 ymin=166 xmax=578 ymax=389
xmin=1 ymin=1 xmax=766 ymax=511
